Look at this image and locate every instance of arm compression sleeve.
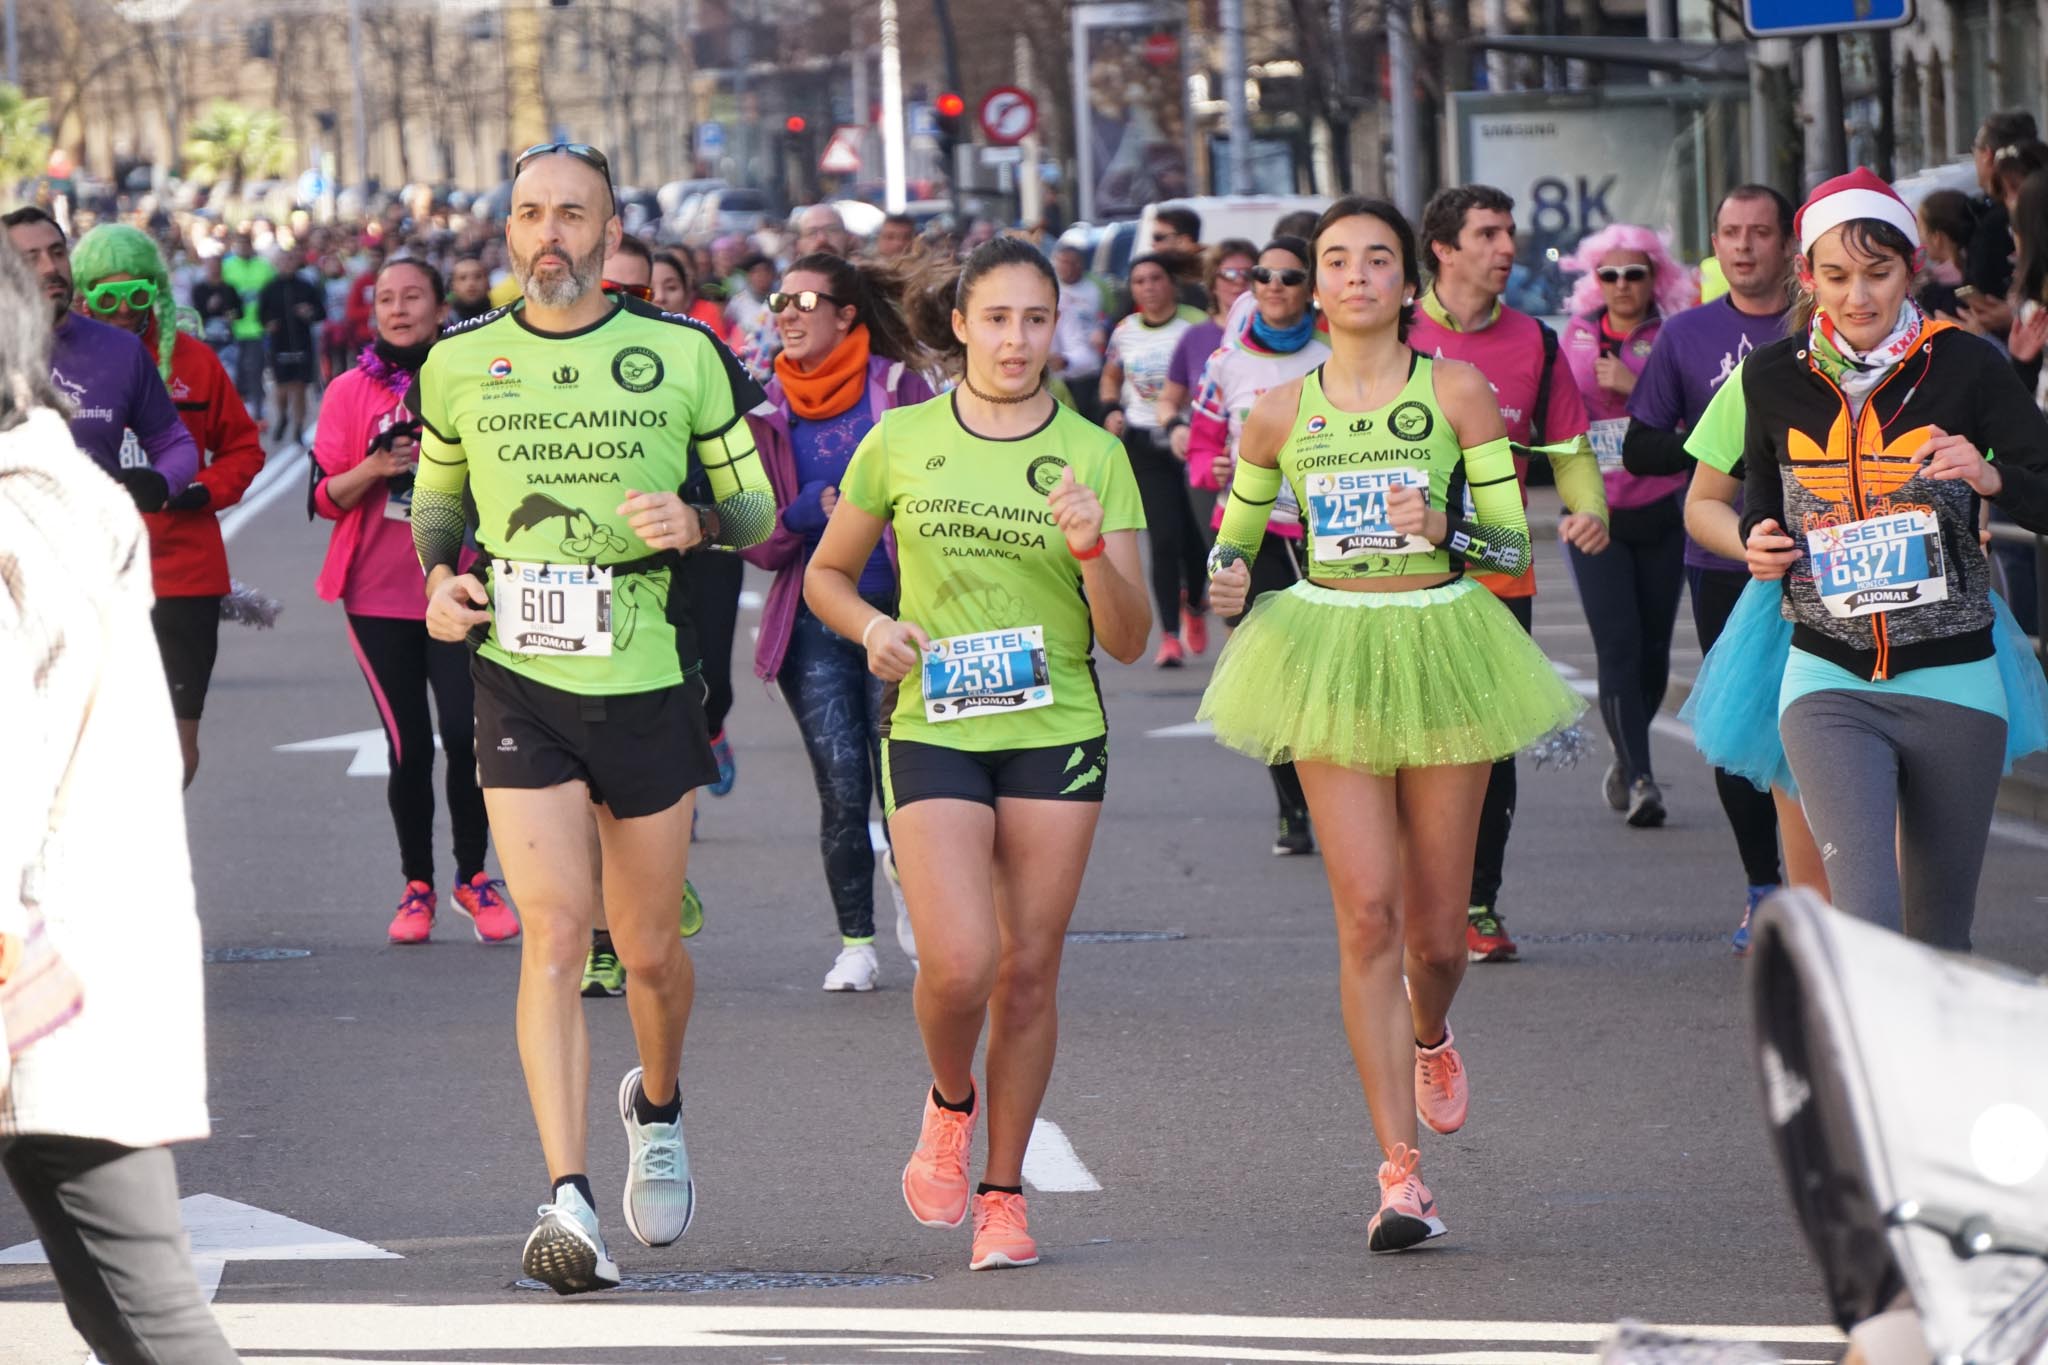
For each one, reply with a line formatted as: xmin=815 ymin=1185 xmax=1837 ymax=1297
xmin=1445 ymin=436 xmax=1533 ymax=577
xmin=410 ymin=371 xmax=469 ymax=573
xmin=1546 ymin=440 xmax=1610 ymax=526
xmin=1208 ymin=458 xmax=1279 ymax=575
xmin=693 ymin=417 xmax=775 ymax=549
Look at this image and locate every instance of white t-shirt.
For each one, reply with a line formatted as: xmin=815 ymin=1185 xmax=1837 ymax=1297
xmin=1056 ymin=278 xmax=1106 ymax=377
xmin=1107 ymin=312 xmax=1193 ymax=430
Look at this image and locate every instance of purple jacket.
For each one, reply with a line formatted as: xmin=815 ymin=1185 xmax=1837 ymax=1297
xmin=741 ymin=355 xmax=934 ymax=681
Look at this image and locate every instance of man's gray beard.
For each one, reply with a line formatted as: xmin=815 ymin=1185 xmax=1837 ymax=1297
xmin=516 ymin=244 xmax=602 ymax=309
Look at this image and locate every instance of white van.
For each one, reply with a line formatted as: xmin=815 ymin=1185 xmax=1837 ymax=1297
xmin=1134 ymin=195 xmax=1332 ymax=256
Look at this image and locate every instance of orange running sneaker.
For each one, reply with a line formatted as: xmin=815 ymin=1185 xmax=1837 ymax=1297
xmin=969 ymin=1191 xmax=1039 ymax=1270
xmin=1414 ymin=1028 xmax=1469 ymax=1135
xmin=901 ymin=1086 xmax=978 ymax=1228
xmin=1367 ymin=1142 xmax=1446 ymax=1253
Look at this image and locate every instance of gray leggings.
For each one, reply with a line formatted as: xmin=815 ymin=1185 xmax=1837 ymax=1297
xmin=0 ymin=1136 xmax=240 ymax=1364
xmin=1779 ymin=688 xmax=2007 ymax=950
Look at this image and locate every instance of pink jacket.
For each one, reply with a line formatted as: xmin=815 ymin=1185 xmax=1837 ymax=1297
xmin=740 ymin=355 xmax=933 ymax=681
xmin=310 ymin=368 xmax=409 ymax=603
xmin=1560 ymin=310 xmax=1688 ymax=511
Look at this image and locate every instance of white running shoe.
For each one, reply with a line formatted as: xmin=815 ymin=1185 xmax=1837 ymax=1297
xmin=885 ymin=851 xmax=917 ymax=966
xmin=823 ymin=943 xmax=881 ymax=992
xmin=617 ymin=1066 xmax=694 ymax=1247
xmin=520 ymin=1183 xmax=620 ymax=1295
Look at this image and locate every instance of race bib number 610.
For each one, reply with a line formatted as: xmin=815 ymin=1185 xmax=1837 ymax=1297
xmin=1305 ymin=467 xmax=1433 ymax=562
xmin=492 ymin=560 xmax=613 ymax=655
xmin=1805 ymin=510 xmax=1947 ymax=618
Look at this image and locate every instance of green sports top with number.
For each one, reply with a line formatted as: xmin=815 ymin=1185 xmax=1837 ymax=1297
xmin=840 ymin=392 xmax=1146 ymax=751
xmin=411 ymin=294 xmax=773 ymax=696
xmin=1210 ymin=355 xmax=1532 ymax=581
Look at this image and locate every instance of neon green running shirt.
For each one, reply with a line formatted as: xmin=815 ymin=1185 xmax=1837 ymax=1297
xmin=840 ymin=392 xmax=1146 ymax=751
xmin=412 ymin=295 xmax=773 ymax=695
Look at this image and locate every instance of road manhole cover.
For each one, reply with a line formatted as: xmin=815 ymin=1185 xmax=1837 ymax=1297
xmin=515 ymin=1270 xmax=931 ymax=1294
xmin=1518 ymin=930 xmax=1727 ymax=945
xmin=1065 ymin=930 xmax=1186 ymax=944
xmin=203 ymin=947 xmax=313 ymax=963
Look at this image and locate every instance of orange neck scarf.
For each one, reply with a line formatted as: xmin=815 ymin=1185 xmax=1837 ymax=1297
xmin=776 ymin=324 xmax=870 ymax=420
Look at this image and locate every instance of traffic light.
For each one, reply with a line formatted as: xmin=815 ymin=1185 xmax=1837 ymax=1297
xmin=934 ymin=91 xmax=966 ymax=181
xmin=785 ymin=115 xmax=807 ymax=134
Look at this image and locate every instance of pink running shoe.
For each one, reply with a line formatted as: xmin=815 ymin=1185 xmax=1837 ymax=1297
xmin=1414 ymin=1027 xmax=1470 ymax=1135
xmin=451 ymin=873 xmax=520 ymax=943
xmin=969 ymin=1190 xmax=1039 ymax=1270
xmin=901 ymin=1086 xmax=978 ymax=1228
xmin=1367 ymin=1142 xmax=1447 ymax=1253
xmin=387 ymin=881 xmax=436 ymax=945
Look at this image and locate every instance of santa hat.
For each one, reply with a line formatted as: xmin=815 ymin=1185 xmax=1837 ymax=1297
xmin=1795 ymin=168 xmax=1921 ymax=255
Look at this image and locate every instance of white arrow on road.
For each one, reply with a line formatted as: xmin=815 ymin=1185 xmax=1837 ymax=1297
xmin=275 ymin=729 xmax=436 ymax=778
xmin=0 ymin=1193 xmax=399 ymax=1305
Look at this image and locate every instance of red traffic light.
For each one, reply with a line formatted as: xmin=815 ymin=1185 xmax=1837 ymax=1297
xmin=785 ymin=115 xmax=807 ymax=134
xmin=935 ymin=92 xmax=966 ymax=118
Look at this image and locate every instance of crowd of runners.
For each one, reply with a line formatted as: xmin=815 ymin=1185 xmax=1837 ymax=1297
xmin=5 ymin=114 xmax=2047 ymax=1361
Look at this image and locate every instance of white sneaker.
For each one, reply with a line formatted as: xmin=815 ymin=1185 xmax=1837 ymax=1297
xmin=824 ymin=942 xmax=881 ymax=991
xmin=885 ymin=851 xmax=917 ymax=966
xmin=520 ymin=1183 xmax=620 ymax=1295
xmin=617 ymin=1066 xmax=694 ymax=1247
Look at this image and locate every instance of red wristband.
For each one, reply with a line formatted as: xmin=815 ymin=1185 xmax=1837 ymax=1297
xmin=1070 ymin=537 xmax=1106 ymax=561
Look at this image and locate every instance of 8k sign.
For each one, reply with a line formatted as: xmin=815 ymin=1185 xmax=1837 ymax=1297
xmin=1463 ymin=101 xmax=1682 ymax=316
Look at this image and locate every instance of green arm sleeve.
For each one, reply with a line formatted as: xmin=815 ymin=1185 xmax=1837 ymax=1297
xmin=1546 ymin=439 xmax=1610 ymax=525
xmin=694 ymin=417 xmax=775 ymax=549
xmin=1445 ymin=436 xmax=1533 ymax=577
xmin=1208 ymin=459 xmax=1279 ymax=576
xmin=410 ymin=370 xmax=469 ymax=574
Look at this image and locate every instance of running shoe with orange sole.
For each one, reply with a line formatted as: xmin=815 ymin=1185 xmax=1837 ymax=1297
xmin=902 ymin=1086 xmax=978 ymax=1228
xmin=1415 ymin=1027 xmax=1469 ymax=1135
xmin=969 ymin=1190 xmax=1039 ymax=1269
xmin=1367 ymin=1142 xmax=1447 ymax=1253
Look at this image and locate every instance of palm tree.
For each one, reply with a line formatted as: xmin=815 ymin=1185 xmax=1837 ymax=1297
xmin=0 ymin=84 xmax=52 ymax=191
xmin=182 ymin=100 xmax=295 ymax=196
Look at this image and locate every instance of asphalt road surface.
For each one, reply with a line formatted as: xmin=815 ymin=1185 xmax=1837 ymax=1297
xmin=5 ymin=455 xmax=2044 ymax=1365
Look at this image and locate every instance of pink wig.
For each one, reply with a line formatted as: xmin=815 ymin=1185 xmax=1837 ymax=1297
xmin=1559 ymin=223 xmax=1696 ymax=320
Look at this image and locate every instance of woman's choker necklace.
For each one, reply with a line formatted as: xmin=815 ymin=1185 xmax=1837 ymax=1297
xmin=961 ymin=371 xmax=1044 ymax=405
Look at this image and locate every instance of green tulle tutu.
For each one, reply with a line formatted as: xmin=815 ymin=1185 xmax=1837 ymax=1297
xmin=1196 ymin=578 xmax=1585 ymax=774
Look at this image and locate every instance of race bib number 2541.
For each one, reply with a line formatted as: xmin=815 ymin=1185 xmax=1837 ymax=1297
xmin=1305 ymin=467 xmax=1433 ymax=562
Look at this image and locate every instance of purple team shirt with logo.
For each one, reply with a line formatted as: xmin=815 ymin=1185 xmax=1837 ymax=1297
xmin=1626 ymin=296 xmax=1786 ymax=573
xmin=48 ymin=311 xmax=198 ymax=493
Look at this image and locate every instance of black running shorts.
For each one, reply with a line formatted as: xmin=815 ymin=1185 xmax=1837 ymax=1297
xmin=881 ymin=734 xmax=1108 ymax=816
xmin=471 ymin=655 xmax=718 ymax=818
xmin=151 ymin=595 xmax=224 ymax=721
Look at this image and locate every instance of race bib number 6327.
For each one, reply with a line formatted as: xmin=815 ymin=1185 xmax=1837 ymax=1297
xmin=1804 ymin=510 xmax=1947 ymax=618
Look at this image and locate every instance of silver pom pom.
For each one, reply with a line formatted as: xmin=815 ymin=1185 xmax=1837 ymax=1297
xmin=1523 ymin=722 xmax=1591 ymax=770
xmin=220 ymin=581 xmax=283 ymax=629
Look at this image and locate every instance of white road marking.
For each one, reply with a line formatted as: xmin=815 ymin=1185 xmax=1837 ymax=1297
xmin=0 ymin=1303 xmax=1842 ymax=1364
xmin=739 ymin=589 xmax=765 ymax=609
xmin=1021 ymin=1118 xmax=1101 ymax=1192
xmin=0 ymin=1193 xmax=397 ymax=1306
xmin=871 ymin=819 xmax=890 ymax=851
xmin=274 ymin=729 xmax=435 ymax=778
xmin=219 ymin=443 xmax=309 ymax=543
xmin=1147 ymin=719 xmax=1214 ymax=738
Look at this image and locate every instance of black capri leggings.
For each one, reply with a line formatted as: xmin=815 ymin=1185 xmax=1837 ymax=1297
xmin=1124 ymin=426 xmax=1208 ymax=636
xmin=346 ymin=613 xmax=489 ymax=889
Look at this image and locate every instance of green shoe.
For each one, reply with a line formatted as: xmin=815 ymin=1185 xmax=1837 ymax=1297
xmin=581 ymin=945 xmax=625 ymax=997
xmin=679 ymin=880 xmax=705 ymax=939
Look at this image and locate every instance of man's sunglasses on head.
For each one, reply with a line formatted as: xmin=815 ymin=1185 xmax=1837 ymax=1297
xmin=514 ymin=142 xmax=617 ymax=210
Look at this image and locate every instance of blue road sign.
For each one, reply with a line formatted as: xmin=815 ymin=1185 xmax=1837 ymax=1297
xmin=1743 ymin=0 xmax=1914 ymax=38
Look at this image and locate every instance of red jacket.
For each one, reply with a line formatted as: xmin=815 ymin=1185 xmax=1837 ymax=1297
xmin=343 ymin=269 xmax=379 ymax=350
xmin=141 ymin=330 xmax=267 ymax=597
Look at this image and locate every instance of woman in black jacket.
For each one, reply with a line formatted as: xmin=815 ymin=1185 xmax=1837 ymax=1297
xmin=1742 ymin=168 xmax=2048 ymax=949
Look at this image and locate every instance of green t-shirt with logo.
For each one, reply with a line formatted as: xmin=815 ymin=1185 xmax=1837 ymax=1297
xmin=413 ymin=295 xmax=771 ymax=696
xmin=840 ymin=393 xmax=1146 ymax=751
xmin=1684 ymin=357 xmax=1748 ymax=474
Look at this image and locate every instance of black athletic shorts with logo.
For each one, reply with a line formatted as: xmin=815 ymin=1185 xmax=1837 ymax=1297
xmin=150 ymin=595 xmax=224 ymax=721
xmin=881 ymin=734 xmax=1108 ymax=816
xmin=471 ymin=655 xmax=719 ymax=818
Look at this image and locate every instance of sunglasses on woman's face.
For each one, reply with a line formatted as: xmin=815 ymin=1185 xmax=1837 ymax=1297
xmin=1216 ymin=266 xmax=1252 ymax=283
xmin=86 ymin=279 xmax=157 ymax=313
xmin=1596 ymin=265 xmax=1651 ymax=284
xmin=767 ymin=290 xmax=844 ymax=314
xmin=1251 ymin=266 xmax=1308 ymax=287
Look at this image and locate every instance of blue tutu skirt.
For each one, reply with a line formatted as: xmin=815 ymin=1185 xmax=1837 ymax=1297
xmin=1679 ymin=579 xmax=2048 ymax=796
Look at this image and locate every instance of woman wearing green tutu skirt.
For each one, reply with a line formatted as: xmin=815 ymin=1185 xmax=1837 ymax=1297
xmin=1198 ymin=197 xmax=1582 ymax=1254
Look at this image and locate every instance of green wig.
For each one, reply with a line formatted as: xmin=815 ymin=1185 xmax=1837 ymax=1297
xmin=70 ymin=224 xmax=181 ymax=382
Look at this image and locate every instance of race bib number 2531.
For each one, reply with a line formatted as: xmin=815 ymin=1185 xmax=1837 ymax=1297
xmin=492 ymin=560 xmax=613 ymax=655
xmin=921 ymin=626 xmax=1052 ymax=723
xmin=1805 ymin=510 xmax=1947 ymax=619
